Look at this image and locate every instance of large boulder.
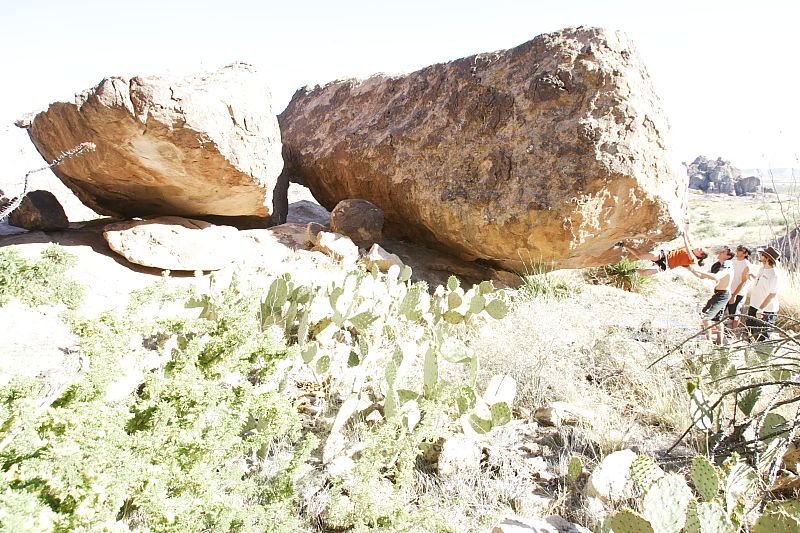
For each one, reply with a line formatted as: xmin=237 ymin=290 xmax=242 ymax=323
xmin=8 ymin=190 xmax=69 ymax=231
xmin=18 ymin=63 xmax=284 ymax=221
xmin=279 ymin=27 xmax=682 ymax=270
xmin=735 ymin=175 xmax=760 ymax=196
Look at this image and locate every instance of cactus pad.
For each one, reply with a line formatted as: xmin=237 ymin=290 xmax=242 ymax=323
xmin=630 ymin=454 xmax=665 ymax=492
xmin=608 ymin=509 xmax=654 ymax=533
xmin=566 ymin=455 xmax=583 ymax=483
xmin=642 ymin=473 xmax=692 ymax=533
xmin=691 ymin=456 xmax=720 ymax=502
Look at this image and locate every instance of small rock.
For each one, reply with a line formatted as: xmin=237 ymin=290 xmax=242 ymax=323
xmin=314 ymin=231 xmax=360 ymax=264
xmin=364 ymin=243 xmax=404 ymax=272
xmin=533 ymin=402 xmax=593 ymax=427
xmin=305 ymin=222 xmax=327 ymax=246
xmin=526 ymin=456 xmax=557 ymax=481
xmin=287 ymin=199 xmax=330 ymax=225
xmin=585 ymin=449 xmax=637 ymax=504
xmin=438 ymin=435 xmax=481 ymax=479
xmin=330 ymin=198 xmax=384 ymax=249
xmin=490 ymin=515 xmax=590 ymax=533
xmin=512 ymin=492 xmax=555 ymax=517
xmin=365 ymin=409 xmax=384 ymax=425
xmin=326 ymin=456 xmax=355 ymax=480
xmin=8 ymin=190 xmax=69 ymax=231
xmin=489 ymin=269 xmax=524 ymax=289
xmin=519 ymin=442 xmax=542 ymax=456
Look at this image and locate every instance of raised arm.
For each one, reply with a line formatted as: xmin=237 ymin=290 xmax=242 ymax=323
xmin=682 ymin=220 xmax=697 ymax=264
xmin=687 ymin=265 xmax=715 ymax=281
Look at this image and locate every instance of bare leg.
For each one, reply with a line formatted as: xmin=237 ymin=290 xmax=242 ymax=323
xmin=702 ymin=319 xmax=714 ymax=342
xmin=623 ymin=245 xmax=660 ymax=262
xmin=716 ymin=322 xmax=725 ymax=345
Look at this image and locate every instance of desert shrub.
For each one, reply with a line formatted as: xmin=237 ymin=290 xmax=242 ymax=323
xmin=585 ymin=258 xmax=653 ymax=293
xmin=0 ymin=263 xmax=514 ymax=531
xmin=653 ymin=320 xmax=800 ymax=527
xmin=517 ymin=263 xmax=575 ymax=300
xmin=0 ymin=245 xmax=83 ymax=309
xmin=0 ymin=282 xmax=306 ymax=532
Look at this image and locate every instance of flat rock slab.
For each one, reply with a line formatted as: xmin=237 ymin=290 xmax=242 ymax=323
xmin=280 ymin=27 xmax=683 ymax=270
xmin=103 ymin=216 xmax=241 ymax=271
xmin=19 ymin=63 xmax=283 ymax=219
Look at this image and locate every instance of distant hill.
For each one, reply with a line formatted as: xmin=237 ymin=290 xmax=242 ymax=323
xmin=741 ymin=168 xmax=799 ymax=180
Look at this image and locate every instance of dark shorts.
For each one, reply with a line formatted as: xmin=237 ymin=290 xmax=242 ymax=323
xmin=702 ymin=290 xmax=731 ymax=320
xmin=746 ymin=306 xmax=777 ymax=342
xmin=654 ymin=250 xmax=668 ymax=271
xmin=726 ymin=294 xmax=745 ymax=318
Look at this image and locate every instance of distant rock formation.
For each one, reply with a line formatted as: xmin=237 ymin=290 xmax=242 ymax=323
xmin=17 ymin=63 xmax=284 ymax=221
xmin=686 ymin=156 xmax=760 ymax=195
xmin=280 ymin=27 xmax=683 ymax=271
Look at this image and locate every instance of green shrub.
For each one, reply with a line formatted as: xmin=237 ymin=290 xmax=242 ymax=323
xmin=0 ymin=245 xmax=83 ymax=310
xmin=586 ymin=258 xmax=652 ymax=293
xmin=0 ymin=283 xmax=305 ymax=532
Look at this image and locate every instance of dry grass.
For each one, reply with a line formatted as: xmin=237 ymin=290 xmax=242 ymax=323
xmin=472 ymin=272 xmax=708 ymax=457
xmin=775 ymin=267 xmax=800 ymax=331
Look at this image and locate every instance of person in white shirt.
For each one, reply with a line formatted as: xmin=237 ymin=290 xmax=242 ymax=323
xmin=727 ymin=245 xmax=753 ymax=331
xmin=688 ymin=247 xmax=734 ymax=345
xmin=746 ymin=246 xmax=782 ymax=342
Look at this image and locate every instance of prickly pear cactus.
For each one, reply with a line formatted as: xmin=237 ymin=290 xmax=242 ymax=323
xmin=566 ymin=455 xmax=583 ymax=484
xmin=691 ymin=456 xmax=720 ymax=502
xmin=630 ymin=454 xmax=665 ymax=492
xmin=607 ymin=509 xmax=654 ymax=533
xmin=685 ymin=501 xmax=735 ymax=533
xmin=752 ymin=509 xmax=800 ymax=532
xmin=642 ymin=473 xmax=692 ymax=533
xmin=484 ymin=298 xmax=508 ymax=319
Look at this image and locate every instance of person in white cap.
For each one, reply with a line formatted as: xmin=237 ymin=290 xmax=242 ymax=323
xmin=746 ymin=245 xmax=782 ymax=342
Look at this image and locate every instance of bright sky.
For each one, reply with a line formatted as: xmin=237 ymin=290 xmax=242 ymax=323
xmin=1 ymin=0 xmax=798 ymax=170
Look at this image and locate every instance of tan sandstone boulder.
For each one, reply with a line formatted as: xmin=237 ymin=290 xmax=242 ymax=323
xmin=279 ymin=27 xmax=683 ymax=270
xmin=103 ymin=217 xmax=241 ymax=271
xmin=18 ymin=63 xmax=284 ymax=220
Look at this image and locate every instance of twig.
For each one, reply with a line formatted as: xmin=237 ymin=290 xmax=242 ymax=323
xmin=0 ymin=141 xmax=96 ymax=220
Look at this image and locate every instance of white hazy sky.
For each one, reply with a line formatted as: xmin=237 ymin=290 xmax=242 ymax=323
xmin=1 ymin=0 xmax=798 ymax=170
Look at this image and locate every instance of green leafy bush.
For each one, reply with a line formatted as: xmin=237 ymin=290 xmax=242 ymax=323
xmin=0 ymin=283 xmax=305 ymax=531
xmin=586 ymin=258 xmax=652 ymax=293
xmin=0 ymin=245 xmax=83 ymax=309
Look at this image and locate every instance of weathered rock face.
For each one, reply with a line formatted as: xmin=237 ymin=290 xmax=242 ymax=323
xmin=279 ymin=27 xmax=683 ymax=270
xmin=8 ymin=190 xmax=69 ymax=231
xmin=19 ymin=63 xmax=284 ymax=220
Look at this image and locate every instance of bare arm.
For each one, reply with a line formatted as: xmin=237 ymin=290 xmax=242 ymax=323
xmin=687 ymin=265 xmax=715 ymax=281
xmin=756 ymin=293 xmax=777 ymax=313
xmin=682 ymin=221 xmax=697 ymax=264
